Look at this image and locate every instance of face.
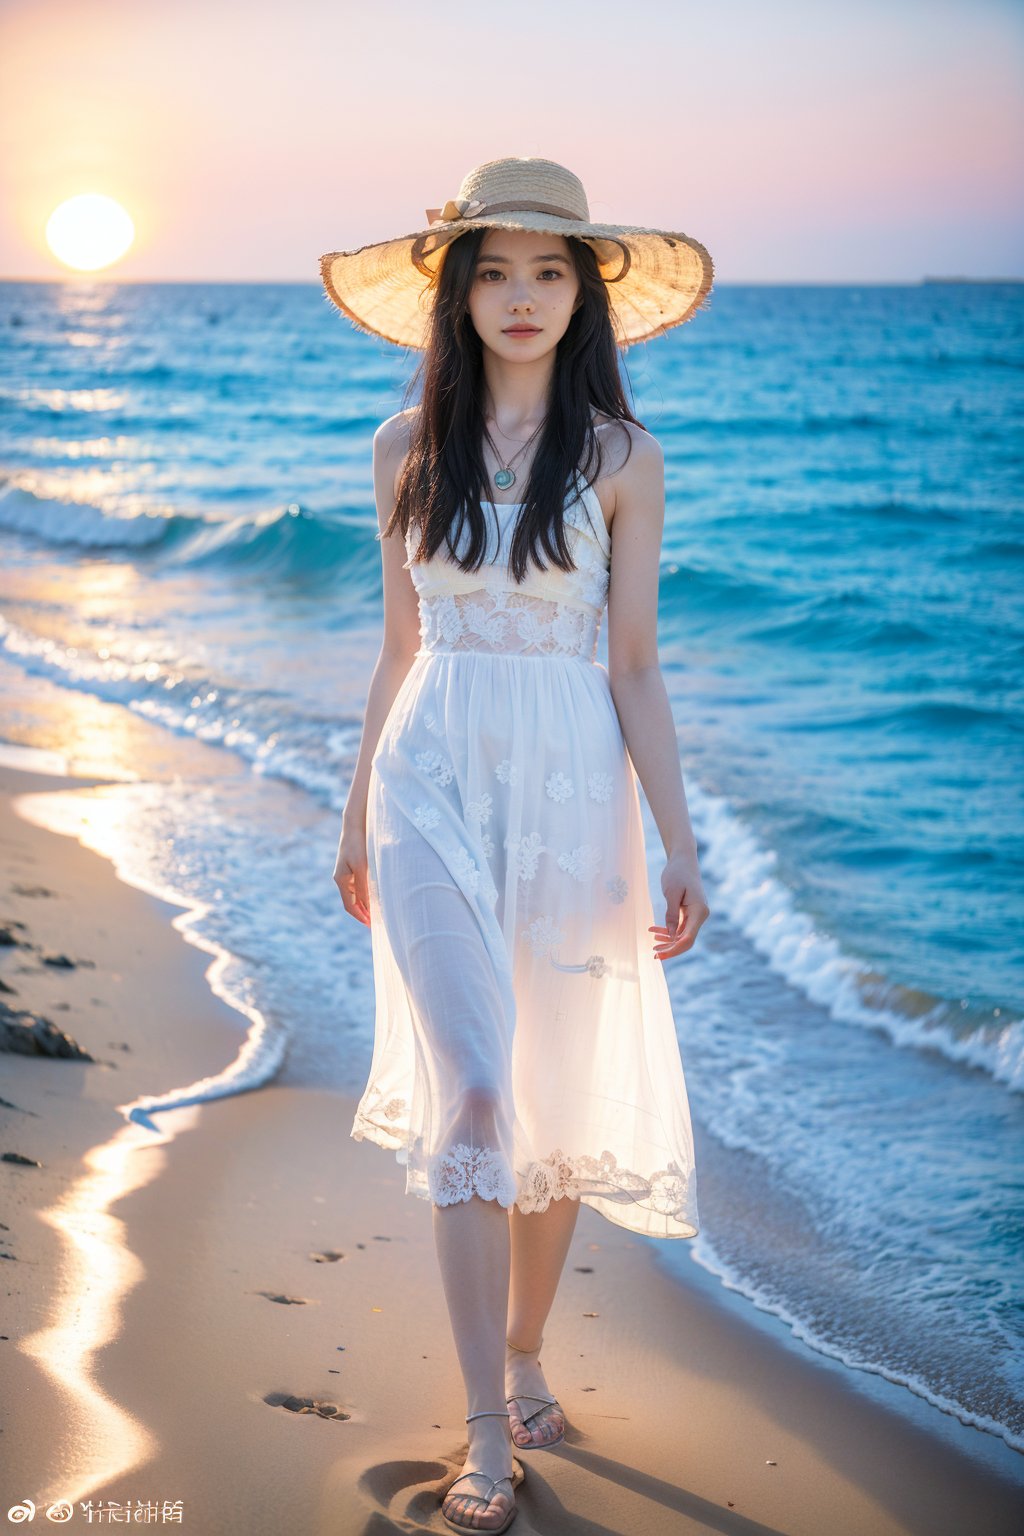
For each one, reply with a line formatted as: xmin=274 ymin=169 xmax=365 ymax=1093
xmin=465 ymin=228 xmax=581 ymax=358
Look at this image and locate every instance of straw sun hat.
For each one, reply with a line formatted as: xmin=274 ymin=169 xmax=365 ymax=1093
xmin=319 ymin=155 xmax=714 ymax=351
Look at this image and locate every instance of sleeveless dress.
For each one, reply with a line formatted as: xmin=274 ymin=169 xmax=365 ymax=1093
xmin=354 ymin=467 xmax=699 ymax=1240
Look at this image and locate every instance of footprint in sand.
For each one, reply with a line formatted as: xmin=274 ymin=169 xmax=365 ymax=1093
xmin=264 ymin=1391 xmax=350 ymax=1421
xmin=254 ymin=1291 xmax=318 ymax=1306
xmin=308 ymin=1248 xmax=345 ymax=1263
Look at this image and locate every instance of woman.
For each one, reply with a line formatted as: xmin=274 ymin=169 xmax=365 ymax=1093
xmin=322 ymin=156 xmax=714 ymax=1533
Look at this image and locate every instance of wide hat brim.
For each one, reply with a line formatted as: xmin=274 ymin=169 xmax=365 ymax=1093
xmin=319 ymin=210 xmax=714 ymax=351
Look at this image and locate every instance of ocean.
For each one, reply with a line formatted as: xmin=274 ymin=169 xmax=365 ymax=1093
xmin=1 ymin=275 xmax=1021 ymax=1454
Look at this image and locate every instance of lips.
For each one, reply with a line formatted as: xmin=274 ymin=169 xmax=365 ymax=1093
xmin=503 ymin=326 xmax=540 ymax=334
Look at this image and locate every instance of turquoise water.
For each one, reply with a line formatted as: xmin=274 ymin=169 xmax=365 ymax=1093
xmin=0 ymin=277 xmax=1021 ymax=1451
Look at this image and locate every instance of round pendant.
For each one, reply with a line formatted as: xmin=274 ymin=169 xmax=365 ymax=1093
xmin=494 ymin=467 xmax=515 ymax=490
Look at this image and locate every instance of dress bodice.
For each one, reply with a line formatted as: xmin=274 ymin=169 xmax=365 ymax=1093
xmin=402 ymin=471 xmax=612 ymax=661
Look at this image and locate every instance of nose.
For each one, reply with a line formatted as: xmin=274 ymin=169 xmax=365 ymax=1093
xmin=508 ymin=281 xmax=535 ymax=313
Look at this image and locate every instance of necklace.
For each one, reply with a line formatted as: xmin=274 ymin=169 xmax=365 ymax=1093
xmin=483 ymin=415 xmax=545 ymax=491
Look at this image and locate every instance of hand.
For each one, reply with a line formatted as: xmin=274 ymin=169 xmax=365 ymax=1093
xmin=649 ymin=849 xmax=710 ymax=961
xmin=334 ymin=821 xmax=371 ymax=927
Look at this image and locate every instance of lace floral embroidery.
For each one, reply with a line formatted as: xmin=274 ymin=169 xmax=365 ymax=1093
xmin=522 ymin=913 xmax=565 ymax=956
xmin=415 ymin=748 xmax=455 ymax=786
xmin=587 ymin=772 xmax=613 ymax=803
xmin=417 ymin=587 xmax=602 ymax=659
xmin=429 ymin=1142 xmax=517 ymax=1207
xmin=520 ymin=1150 xmax=576 ymax=1210
xmin=518 ymin=1147 xmax=696 ymax=1222
xmin=354 ymin=1089 xmax=408 ymax=1133
xmin=557 ymin=843 xmax=602 ymax=882
xmin=606 ymin=875 xmax=628 ymax=903
xmin=574 ymin=557 xmax=610 ymax=610
xmin=412 ymin=804 xmax=441 ymax=831
xmin=449 ymin=844 xmax=481 ymax=893
xmin=495 ymin=758 xmax=519 ymax=785
xmin=505 ymin=831 xmax=547 ymax=881
xmin=545 ymin=771 xmax=574 ymax=803
xmin=447 ymin=843 xmax=498 ymax=903
xmin=466 ymin=791 xmax=493 ymax=824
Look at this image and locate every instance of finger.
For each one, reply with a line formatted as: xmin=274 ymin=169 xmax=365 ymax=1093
xmin=678 ymin=906 xmax=702 ymax=939
xmin=335 ymin=874 xmax=367 ymax=925
xmin=342 ymin=897 xmax=371 ymax=928
xmin=653 ymin=925 xmax=694 ymax=957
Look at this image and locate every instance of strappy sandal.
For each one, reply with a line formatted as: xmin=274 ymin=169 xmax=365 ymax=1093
xmin=440 ymin=1408 xmax=524 ymax=1535
xmin=505 ymin=1336 xmax=565 ymax=1451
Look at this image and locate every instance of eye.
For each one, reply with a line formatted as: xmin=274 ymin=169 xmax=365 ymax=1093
xmin=477 ymin=268 xmax=564 ymax=281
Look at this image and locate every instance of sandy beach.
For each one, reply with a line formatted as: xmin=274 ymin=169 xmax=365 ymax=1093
xmin=2 ymin=757 xmax=1023 ymax=1535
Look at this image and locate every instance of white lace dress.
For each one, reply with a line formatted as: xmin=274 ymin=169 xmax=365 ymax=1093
xmin=353 ymin=470 xmax=699 ymax=1239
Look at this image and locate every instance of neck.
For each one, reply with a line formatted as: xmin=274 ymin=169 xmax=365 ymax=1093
xmin=480 ymin=348 xmax=554 ymax=438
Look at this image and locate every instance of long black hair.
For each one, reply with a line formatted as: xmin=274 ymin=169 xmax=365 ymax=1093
xmin=383 ymin=226 xmax=645 ymax=582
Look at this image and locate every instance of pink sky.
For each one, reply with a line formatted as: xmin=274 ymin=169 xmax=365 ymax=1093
xmin=1 ymin=0 xmax=1021 ymax=282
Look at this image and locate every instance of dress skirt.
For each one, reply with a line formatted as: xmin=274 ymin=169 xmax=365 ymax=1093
xmin=353 ymin=647 xmax=699 ymax=1240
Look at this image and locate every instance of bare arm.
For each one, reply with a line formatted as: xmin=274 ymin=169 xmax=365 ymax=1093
xmin=605 ymin=427 xmax=710 ymax=957
xmin=333 ymin=412 xmax=421 ymax=924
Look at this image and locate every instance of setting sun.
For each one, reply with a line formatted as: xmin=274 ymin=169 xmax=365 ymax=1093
xmin=46 ymin=193 xmax=135 ymax=272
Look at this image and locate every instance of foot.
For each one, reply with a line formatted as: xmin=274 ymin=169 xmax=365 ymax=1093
xmin=442 ymin=1414 xmax=516 ymax=1532
xmin=505 ymin=1338 xmax=564 ymax=1450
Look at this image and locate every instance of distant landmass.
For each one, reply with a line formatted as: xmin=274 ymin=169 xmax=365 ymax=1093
xmin=920 ymin=276 xmax=1023 ymax=284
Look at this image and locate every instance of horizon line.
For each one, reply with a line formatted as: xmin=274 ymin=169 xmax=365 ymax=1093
xmin=2 ymin=275 xmax=1022 ymax=287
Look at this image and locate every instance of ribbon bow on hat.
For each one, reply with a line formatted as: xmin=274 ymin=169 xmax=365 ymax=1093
xmin=424 ymin=196 xmax=486 ymax=226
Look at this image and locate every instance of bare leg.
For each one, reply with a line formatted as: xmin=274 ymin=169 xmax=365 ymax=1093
xmin=505 ymin=1196 xmax=581 ymax=1449
xmin=434 ymin=1196 xmax=515 ymax=1531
